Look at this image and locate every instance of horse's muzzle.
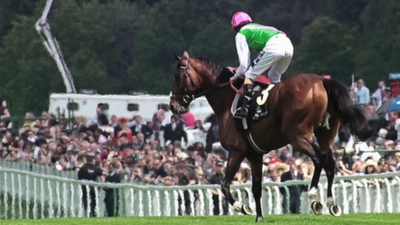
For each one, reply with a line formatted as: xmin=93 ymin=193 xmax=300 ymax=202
xmin=170 ymin=100 xmax=189 ymax=115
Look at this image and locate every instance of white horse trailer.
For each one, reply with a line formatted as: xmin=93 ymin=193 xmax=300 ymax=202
xmin=48 ymin=93 xmax=212 ymax=122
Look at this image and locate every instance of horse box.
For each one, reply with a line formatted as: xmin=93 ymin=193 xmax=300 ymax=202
xmin=48 ymin=93 xmax=212 ymax=123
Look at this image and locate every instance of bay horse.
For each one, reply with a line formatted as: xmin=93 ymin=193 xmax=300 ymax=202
xmin=169 ymin=51 xmax=372 ymax=222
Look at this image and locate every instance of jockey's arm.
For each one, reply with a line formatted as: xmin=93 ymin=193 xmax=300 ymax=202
xmin=235 ymin=33 xmax=251 ymax=77
xmin=2 ymin=108 xmax=10 ymax=118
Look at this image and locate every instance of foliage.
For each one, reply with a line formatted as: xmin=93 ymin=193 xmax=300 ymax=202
xmin=0 ymin=0 xmax=398 ymax=114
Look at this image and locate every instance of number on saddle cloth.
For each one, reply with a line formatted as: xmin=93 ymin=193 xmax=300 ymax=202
xmin=252 ymin=83 xmax=275 ymax=120
xmin=232 ymin=82 xmax=275 ymax=121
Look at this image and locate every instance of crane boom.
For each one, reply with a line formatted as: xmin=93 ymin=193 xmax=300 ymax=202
xmin=35 ymin=0 xmax=77 ymax=93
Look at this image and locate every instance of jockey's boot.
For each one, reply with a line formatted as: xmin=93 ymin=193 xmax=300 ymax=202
xmin=234 ymin=78 xmax=254 ymax=119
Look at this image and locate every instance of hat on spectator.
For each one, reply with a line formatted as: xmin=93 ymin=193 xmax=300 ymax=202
xmin=363 ymin=159 xmax=378 ymax=171
xmin=121 ymin=151 xmax=129 ymax=158
xmin=276 ymin=163 xmax=288 ymax=171
xmin=270 ymin=157 xmax=281 ymax=164
xmin=216 ymin=161 xmax=224 ymax=167
xmin=100 ymin=150 xmax=108 ymax=161
xmin=197 ymin=167 xmax=204 ymax=176
xmin=378 ymin=128 xmax=388 ymax=138
xmin=118 ymin=117 xmax=129 ymax=124
xmin=176 ymin=152 xmax=189 ymax=160
xmin=240 ymin=162 xmax=250 ymax=170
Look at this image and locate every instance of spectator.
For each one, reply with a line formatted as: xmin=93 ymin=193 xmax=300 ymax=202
xmin=88 ymin=103 xmax=106 ymax=126
xmin=110 ymin=115 xmax=118 ymax=127
xmin=0 ymin=97 xmax=11 ymax=129
xmin=209 ymin=161 xmax=228 ymax=215
xmin=182 ymin=112 xmax=196 ymax=128
xmin=103 ymin=162 xmax=121 ymax=217
xmin=116 ymin=118 xmax=132 ymax=142
xmin=23 ymin=112 xmax=38 ymax=130
xmin=176 ymin=163 xmax=197 ymax=215
xmin=129 ymin=116 xmax=140 ymax=133
xmin=205 ymin=114 xmax=219 ymax=153
xmin=130 ymin=116 xmax=153 ymax=139
xmin=280 ymin=160 xmax=306 ymax=214
xmin=164 ymin=115 xmax=187 ymax=146
xmin=376 ymin=87 xmax=394 ymax=120
xmin=356 ymin=79 xmax=370 ymax=106
xmin=194 ymin=120 xmax=206 ymax=133
xmin=371 ymin=80 xmax=386 ymax=109
xmin=5 ymin=100 xmax=400 ymax=218
xmin=160 ymin=104 xmax=173 ymax=128
xmin=77 ymin=153 xmax=105 ymax=217
xmin=98 ymin=114 xmax=114 ymax=139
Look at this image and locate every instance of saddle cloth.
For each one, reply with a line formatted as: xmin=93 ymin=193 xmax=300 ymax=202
xmin=231 ymin=82 xmax=276 ymax=121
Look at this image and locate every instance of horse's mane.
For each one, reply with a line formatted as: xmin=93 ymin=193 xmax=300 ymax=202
xmin=195 ymin=57 xmax=234 ymax=84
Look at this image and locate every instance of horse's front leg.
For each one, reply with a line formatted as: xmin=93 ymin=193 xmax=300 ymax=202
xmin=221 ymin=150 xmax=250 ymax=214
xmin=247 ymin=153 xmax=264 ymax=222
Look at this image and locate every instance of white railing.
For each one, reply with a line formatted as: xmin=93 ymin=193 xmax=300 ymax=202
xmin=1 ymin=167 xmax=400 ymax=220
xmin=0 ymin=159 xmax=76 ymax=179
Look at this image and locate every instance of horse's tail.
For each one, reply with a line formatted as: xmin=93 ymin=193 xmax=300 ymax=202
xmin=322 ymin=79 xmax=373 ymax=141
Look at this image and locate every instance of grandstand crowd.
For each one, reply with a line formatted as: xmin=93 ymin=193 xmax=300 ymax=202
xmin=0 ymin=79 xmax=399 ymax=190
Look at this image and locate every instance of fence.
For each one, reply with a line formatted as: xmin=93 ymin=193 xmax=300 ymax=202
xmin=1 ymin=167 xmax=400 ymax=220
xmin=0 ymin=159 xmax=76 ymax=179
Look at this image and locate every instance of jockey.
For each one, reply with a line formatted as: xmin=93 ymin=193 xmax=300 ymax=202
xmin=229 ymin=12 xmax=294 ymax=119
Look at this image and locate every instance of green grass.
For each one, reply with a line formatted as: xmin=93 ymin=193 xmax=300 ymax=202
xmin=0 ymin=214 xmax=399 ymax=225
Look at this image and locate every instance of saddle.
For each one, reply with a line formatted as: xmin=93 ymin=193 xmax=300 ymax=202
xmin=231 ymin=81 xmax=277 ymax=122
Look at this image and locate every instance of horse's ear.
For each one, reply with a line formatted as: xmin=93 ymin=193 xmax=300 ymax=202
xmin=173 ymin=54 xmax=181 ymax=62
xmin=183 ymin=51 xmax=189 ymax=58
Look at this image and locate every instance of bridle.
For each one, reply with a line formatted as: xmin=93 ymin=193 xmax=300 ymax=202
xmin=171 ymin=57 xmax=241 ymax=105
xmin=179 ymin=57 xmax=198 ymax=104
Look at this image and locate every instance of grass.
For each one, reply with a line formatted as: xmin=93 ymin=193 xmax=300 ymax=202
xmin=0 ymin=213 xmax=399 ymax=225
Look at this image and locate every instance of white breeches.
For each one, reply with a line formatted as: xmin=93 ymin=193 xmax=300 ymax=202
xmin=245 ymin=33 xmax=294 ymax=84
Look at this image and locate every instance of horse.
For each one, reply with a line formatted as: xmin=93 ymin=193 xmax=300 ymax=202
xmin=169 ymin=51 xmax=373 ymax=222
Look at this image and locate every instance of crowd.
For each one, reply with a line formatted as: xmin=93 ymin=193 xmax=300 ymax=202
xmin=0 ymin=79 xmax=399 ymax=215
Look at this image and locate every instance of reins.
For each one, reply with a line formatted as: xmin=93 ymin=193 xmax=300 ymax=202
xmin=172 ymin=57 xmax=244 ymax=103
xmin=191 ymin=80 xmax=243 ymax=99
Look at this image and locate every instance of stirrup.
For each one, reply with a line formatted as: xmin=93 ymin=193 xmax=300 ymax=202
xmin=233 ymin=107 xmax=248 ymax=119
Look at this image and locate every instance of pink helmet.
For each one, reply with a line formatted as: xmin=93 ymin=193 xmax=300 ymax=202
xmin=231 ymin=11 xmax=252 ymax=29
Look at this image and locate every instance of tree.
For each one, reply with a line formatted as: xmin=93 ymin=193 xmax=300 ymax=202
xmin=355 ymin=0 xmax=400 ymax=85
xmin=290 ymin=17 xmax=356 ymax=84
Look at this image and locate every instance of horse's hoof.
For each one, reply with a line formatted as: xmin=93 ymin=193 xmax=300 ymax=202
xmin=311 ymin=201 xmax=323 ymax=215
xmin=241 ymin=204 xmax=253 ymax=215
xmin=255 ymin=216 xmax=264 ymax=223
xmin=329 ymin=205 xmax=342 ymax=217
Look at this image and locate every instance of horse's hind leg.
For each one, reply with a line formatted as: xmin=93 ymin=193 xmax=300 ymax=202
xmin=289 ymin=135 xmax=324 ymax=215
xmin=221 ymin=150 xmax=251 ymax=215
xmin=314 ymin=116 xmax=342 ymax=216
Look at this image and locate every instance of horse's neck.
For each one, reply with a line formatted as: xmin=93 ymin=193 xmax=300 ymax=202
xmin=205 ymin=86 xmax=235 ymax=119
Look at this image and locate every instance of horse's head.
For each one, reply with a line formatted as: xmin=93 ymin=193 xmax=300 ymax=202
xmin=170 ymin=51 xmax=206 ymax=115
